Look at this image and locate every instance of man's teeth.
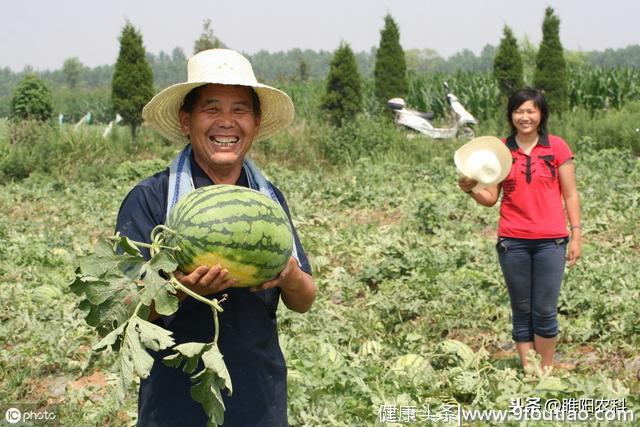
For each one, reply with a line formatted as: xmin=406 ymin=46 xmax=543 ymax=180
xmin=209 ymin=136 xmax=238 ymax=146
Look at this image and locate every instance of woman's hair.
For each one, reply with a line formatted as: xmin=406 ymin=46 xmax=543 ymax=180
xmin=507 ymin=87 xmax=549 ymax=135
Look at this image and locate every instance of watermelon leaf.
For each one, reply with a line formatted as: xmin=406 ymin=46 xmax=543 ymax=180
xmin=119 ymin=235 xmax=144 ymax=256
xmin=192 ymin=345 xmax=232 ymax=427
xmin=139 ymin=251 xmax=179 ymax=316
xmin=163 ymin=342 xmax=208 ymax=373
xmin=78 ymin=239 xmax=141 ymax=277
xmin=163 ymin=341 xmax=232 ymax=426
xmin=94 ymin=316 xmax=175 ymax=402
xmin=73 ymin=234 xmax=232 ymax=422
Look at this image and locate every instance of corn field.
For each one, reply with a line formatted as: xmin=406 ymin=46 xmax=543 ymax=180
xmin=568 ymin=66 xmax=640 ymax=113
xmin=277 ymin=66 xmax=640 ymax=125
xmin=412 ymin=67 xmax=640 ymax=120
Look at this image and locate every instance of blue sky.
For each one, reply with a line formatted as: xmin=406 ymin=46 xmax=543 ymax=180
xmin=2 ymin=0 xmax=638 ymax=71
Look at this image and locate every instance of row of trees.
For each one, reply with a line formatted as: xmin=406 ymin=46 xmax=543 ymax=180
xmin=7 ymin=18 xmax=225 ymax=136
xmin=5 ymin=8 xmax=629 ymax=133
xmin=321 ymin=14 xmax=408 ymax=126
xmin=322 ymin=7 xmax=573 ymax=125
xmin=494 ymin=7 xmax=567 ymax=112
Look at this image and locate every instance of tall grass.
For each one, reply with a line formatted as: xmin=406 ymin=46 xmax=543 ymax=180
xmin=0 ymin=120 xmax=177 ymax=181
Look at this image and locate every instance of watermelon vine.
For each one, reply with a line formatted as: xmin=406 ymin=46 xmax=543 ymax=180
xmin=70 ymin=229 xmax=231 ymax=426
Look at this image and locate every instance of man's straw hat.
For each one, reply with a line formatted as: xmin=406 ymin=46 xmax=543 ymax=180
xmin=142 ymin=49 xmax=294 ymax=143
xmin=454 ymin=136 xmax=513 ymax=190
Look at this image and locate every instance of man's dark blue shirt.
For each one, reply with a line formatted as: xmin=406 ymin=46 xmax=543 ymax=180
xmin=115 ymin=152 xmax=311 ymax=427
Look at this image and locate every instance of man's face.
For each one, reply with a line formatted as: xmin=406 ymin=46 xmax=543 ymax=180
xmin=180 ymin=84 xmax=261 ymax=174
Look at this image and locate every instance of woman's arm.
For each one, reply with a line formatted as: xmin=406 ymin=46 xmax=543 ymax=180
xmin=559 ymin=160 xmax=582 ymax=266
xmin=458 ymin=177 xmax=500 ymax=207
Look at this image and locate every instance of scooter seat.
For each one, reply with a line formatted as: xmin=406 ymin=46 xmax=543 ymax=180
xmin=416 ymin=111 xmax=435 ymax=120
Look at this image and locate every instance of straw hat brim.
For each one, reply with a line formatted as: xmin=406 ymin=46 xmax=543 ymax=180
xmin=142 ymin=81 xmax=294 ymax=144
xmin=454 ymin=136 xmax=513 ymax=187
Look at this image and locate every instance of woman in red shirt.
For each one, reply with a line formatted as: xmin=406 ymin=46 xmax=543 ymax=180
xmin=459 ymin=88 xmax=582 ymax=371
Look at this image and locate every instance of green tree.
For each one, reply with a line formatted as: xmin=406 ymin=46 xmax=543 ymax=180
xmin=9 ymin=74 xmax=53 ymax=122
xmin=534 ymin=7 xmax=568 ymax=113
xmin=321 ymin=43 xmax=362 ymax=127
xmin=298 ymin=57 xmax=309 ymax=82
xmin=493 ymin=26 xmax=524 ymax=98
xmin=193 ymin=19 xmax=223 ymax=54
xmin=519 ymin=36 xmax=538 ymax=84
xmin=405 ymin=48 xmax=445 ymax=74
xmin=62 ymin=57 xmax=83 ymax=89
xmin=374 ymin=14 xmax=408 ymax=107
xmin=112 ymin=22 xmax=154 ymax=138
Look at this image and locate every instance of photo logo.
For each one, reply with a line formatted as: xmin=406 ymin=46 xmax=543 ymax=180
xmin=5 ymin=407 xmax=21 ymax=424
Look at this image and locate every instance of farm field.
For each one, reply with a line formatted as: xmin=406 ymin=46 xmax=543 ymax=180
xmin=0 ymin=127 xmax=638 ymax=425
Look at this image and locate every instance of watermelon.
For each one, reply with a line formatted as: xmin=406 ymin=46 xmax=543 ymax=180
xmin=164 ymin=185 xmax=294 ymax=287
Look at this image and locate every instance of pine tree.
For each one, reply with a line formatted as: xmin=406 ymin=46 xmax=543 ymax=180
xmin=493 ymin=26 xmax=524 ymax=98
xmin=112 ymin=22 xmax=154 ymax=138
xmin=374 ymin=14 xmax=408 ymax=107
xmin=9 ymin=74 xmax=53 ymax=122
xmin=534 ymin=7 xmax=568 ymax=114
xmin=321 ymin=43 xmax=362 ymax=127
xmin=193 ymin=19 xmax=223 ymax=54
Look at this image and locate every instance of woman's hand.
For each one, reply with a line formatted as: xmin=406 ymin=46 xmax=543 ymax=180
xmin=458 ymin=177 xmax=477 ymax=193
xmin=566 ymin=236 xmax=582 ymax=267
xmin=458 ymin=178 xmax=500 ymax=207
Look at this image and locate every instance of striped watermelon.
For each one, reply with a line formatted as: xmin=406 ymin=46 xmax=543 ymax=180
xmin=164 ymin=185 xmax=294 ymax=287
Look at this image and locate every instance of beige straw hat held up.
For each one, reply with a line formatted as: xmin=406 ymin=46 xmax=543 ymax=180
xmin=142 ymin=49 xmax=294 ymax=143
xmin=454 ymin=136 xmax=513 ymax=191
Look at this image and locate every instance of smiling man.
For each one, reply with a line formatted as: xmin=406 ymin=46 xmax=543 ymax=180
xmin=179 ymin=84 xmax=260 ymax=182
xmin=115 ymin=49 xmax=316 ymax=426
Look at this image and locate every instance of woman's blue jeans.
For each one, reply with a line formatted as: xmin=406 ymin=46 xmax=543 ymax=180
xmin=496 ymin=237 xmax=568 ymax=342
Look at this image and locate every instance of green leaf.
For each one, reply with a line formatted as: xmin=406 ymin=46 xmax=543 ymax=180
xmin=164 ymin=343 xmax=232 ymax=426
xmin=69 ymin=274 xmax=100 ymax=296
xmin=191 ymin=369 xmax=226 ymax=426
xmin=201 ymin=345 xmax=232 ymax=392
xmin=78 ymin=240 xmax=130 ymax=277
xmin=149 ymin=250 xmax=178 ymax=273
xmin=118 ymin=236 xmax=144 ymax=257
xmin=139 ymin=252 xmax=179 ymax=316
xmin=136 ymin=317 xmax=176 ymax=352
xmin=85 ymin=277 xmax=126 ymax=305
xmin=163 ymin=342 xmax=208 ymax=374
xmin=105 ymin=317 xmax=175 ymax=402
xmin=93 ymin=322 xmax=126 ymax=351
xmin=192 ymin=345 xmax=232 ymax=426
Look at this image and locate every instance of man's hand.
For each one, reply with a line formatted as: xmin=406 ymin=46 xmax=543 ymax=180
xmin=250 ymin=257 xmax=316 ymax=313
xmin=250 ymin=257 xmax=300 ymax=292
xmin=175 ymin=265 xmax=236 ymax=299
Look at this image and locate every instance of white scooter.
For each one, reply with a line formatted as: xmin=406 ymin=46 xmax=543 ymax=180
xmin=388 ymin=82 xmax=477 ymax=139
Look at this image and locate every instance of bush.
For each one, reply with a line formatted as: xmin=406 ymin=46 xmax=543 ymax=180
xmin=316 ymin=115 xmax=405 ymax=165
xmin=550 ymin=101 xmax=640 ymax=155
xmin=0 ymin=121 xmax=176 ymax=182
xmin=0 ymin=120 xmax=57 ymax=179
xmin=54 ymin=87 xmax=114 ymax=124
xmin=9 ymin=75 xmax=53 ymax=122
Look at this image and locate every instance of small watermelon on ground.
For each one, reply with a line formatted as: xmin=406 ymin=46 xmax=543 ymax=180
xmin=165 ymin=185 xmax=294 ymax=287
